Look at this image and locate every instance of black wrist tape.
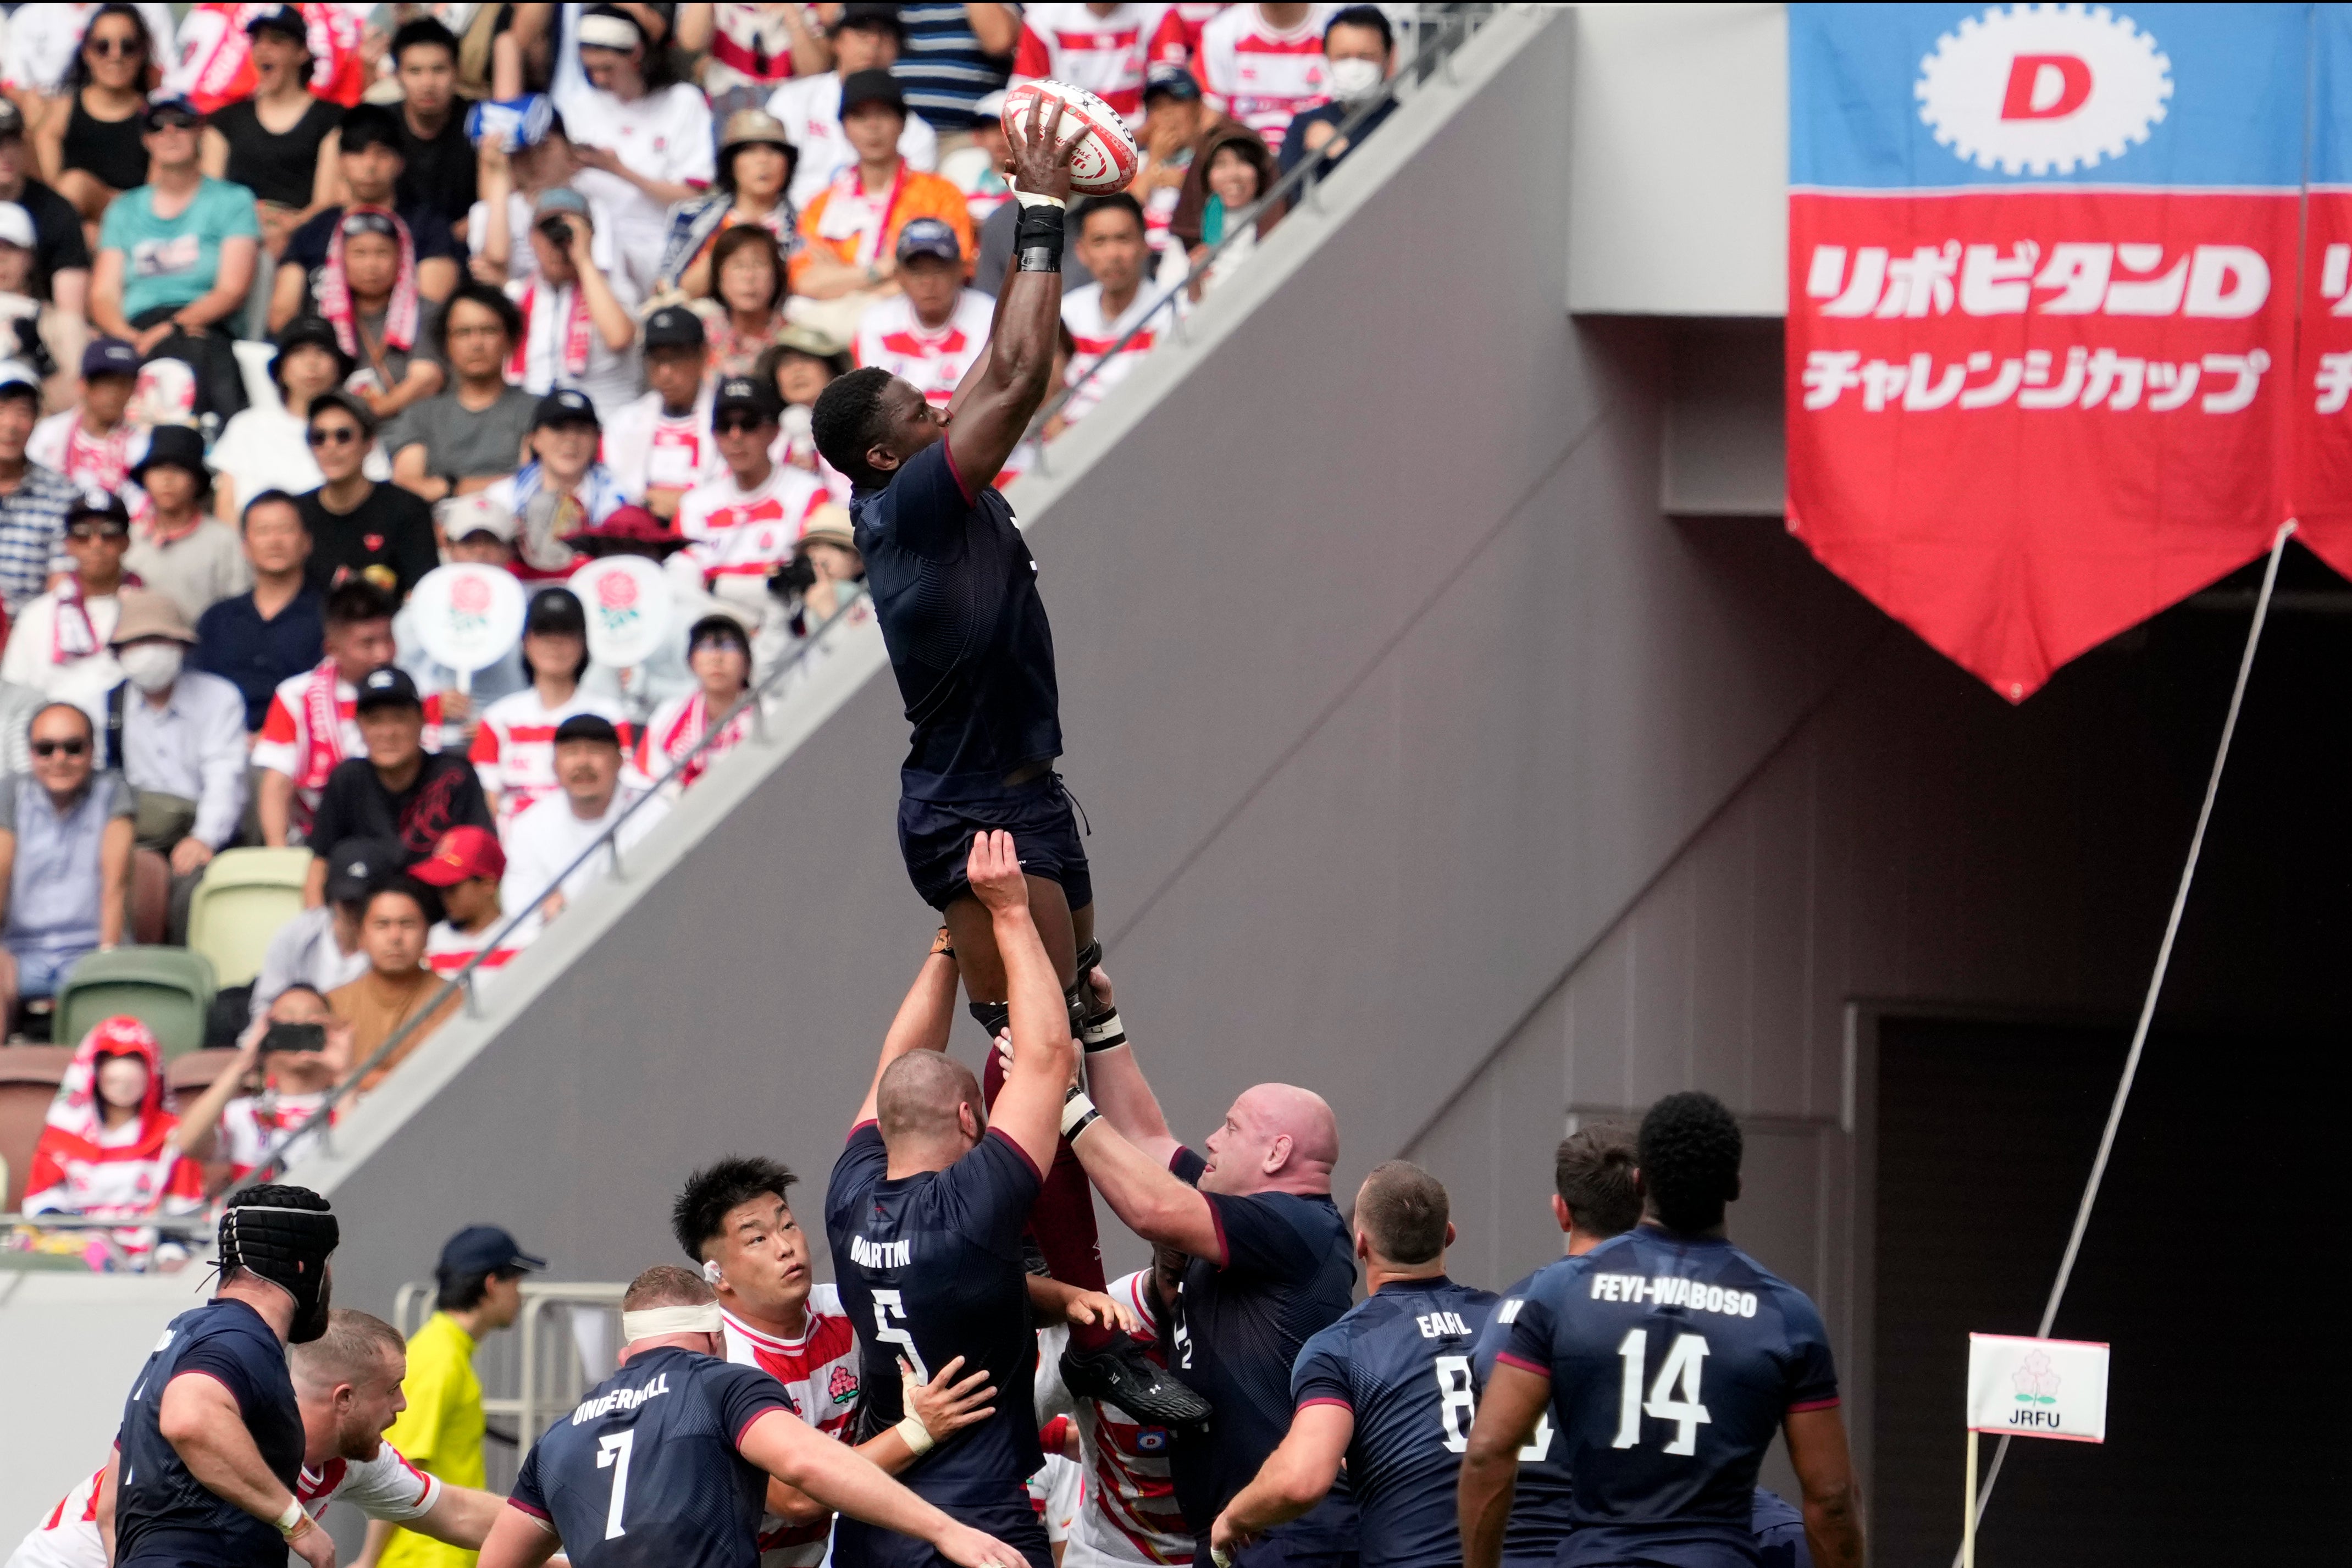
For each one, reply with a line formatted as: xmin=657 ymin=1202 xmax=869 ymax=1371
xmin=1015 ymin=205 xmax=1065 ymax=272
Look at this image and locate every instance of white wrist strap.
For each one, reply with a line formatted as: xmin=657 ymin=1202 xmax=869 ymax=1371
xmin=273 ymin=1499 xmax=308 ymax=1538
xmin=1060 ymin=1091 xmax=1099 ymax=1138
xmin=894 ymin=1414 xmax=936 ymax=1456
xmin=1014 ymin=188 xmax=1068 ymax=210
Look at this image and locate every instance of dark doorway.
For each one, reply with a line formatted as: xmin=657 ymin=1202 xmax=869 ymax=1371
xmin=1871 ymin=1014 xmax=2348 ymax=1566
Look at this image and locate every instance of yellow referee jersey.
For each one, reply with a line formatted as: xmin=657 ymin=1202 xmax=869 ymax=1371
xmin=379 ymin=1312 xmax=484 ymax=1568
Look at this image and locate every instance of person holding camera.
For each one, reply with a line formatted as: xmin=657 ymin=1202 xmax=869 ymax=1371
xmin=754 ymin=508 xmax=866 ymax=688
xmin=510 ymin=187 xmax=640 ymax=422
xmin=175 ymin=982 xmax=355 ymax=1185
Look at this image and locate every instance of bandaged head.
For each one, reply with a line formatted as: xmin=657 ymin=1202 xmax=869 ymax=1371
xmin=219 ymin=1184 xmax=340 ymax=1343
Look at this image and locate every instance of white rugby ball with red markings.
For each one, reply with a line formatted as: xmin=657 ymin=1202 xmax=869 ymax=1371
xmin=1001 ymin=80 xmax=1140 ymax=195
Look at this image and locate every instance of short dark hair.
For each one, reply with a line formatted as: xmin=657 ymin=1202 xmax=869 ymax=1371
xmin=435 ymin=282 xmax=523 ymax=352
xmin=363 ymin=880 xmax=429 ymax=920
xmin=338 ymin=103 xmax=404 ymax=157
xmin=810 ymin=365 xmax=897 ymax=489
xmin=389 ymin=15 xmax=459 ymax=64
xmin=1076 ymin=192 xmax=1147 ymax=239
xmin=324 ymin=579 xmax=396 ymax=629
xmin=1326 ymin=4 xmax=1393 ymax=51
xmin=241 ymin=488 xmax=307 ymax=534
xmin=1636 ymin=1091 xmax=1744 ymax=1234
xmin=273 ymin=982 xmax=330 ymax=1009
xmin=308 ymin=387 xmax=377 ymax=439
xmin=436 ymin=1262 xmax=522 ymax=1311
xmin=671 ymin=1156 xmax=799 ymax=1262
xmin=707 ymin=225 xmax=788 ymax=314
xmin=1354 ymin=1160 xmax=1449 ymax=1265
xmin=1555 ymin=1124 xmax=1640 ymax=1236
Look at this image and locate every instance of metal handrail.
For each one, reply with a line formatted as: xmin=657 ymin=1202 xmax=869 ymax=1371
xmin=1021 ymin=2 xmax=1499 ymax=459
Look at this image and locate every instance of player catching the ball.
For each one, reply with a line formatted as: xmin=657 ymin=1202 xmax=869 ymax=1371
xmin=811 ymin=90 xmax=1200 ymax=1428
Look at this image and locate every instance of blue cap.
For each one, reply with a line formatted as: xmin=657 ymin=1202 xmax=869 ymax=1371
xmin=438 ymin=1225 xmax=547 ymax=1276
xmin=82 ymin=337 xmax=140 ymax=379
xmin=895 ymin=217 xmax=962 ymax=263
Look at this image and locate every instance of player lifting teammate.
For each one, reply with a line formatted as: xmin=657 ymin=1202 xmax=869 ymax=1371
xmin=477 ymin=1267 xmax=1030 ymax=1568
xmin=810 ymin=83 xmax=1187 ymax=1423
xmin=1458 ymin=1094 xmax=1866 ymax=1568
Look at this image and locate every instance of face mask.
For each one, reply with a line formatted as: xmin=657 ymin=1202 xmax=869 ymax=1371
xmin=118 ymin=642 xmax=183 ymax=693
xmin=1329 ymin=57 xmax=1383 ymax=103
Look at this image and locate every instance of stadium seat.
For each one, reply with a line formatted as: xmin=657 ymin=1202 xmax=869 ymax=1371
xmin=0 ymin=1046 xmax=73 ymax=1211
xmin=186 ymin=848 xmax=314 ymax=988
xmin=54 ymin=949 xmax=220 ymax=1062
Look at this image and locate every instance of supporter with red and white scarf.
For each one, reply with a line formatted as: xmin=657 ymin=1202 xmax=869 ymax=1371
xmin=634 ymin=612 xmax=759 ymax=791
xmin=0 ymin=493 xmax=141 ymax=716
xmin=174 ymin=982 xmax=350 ymax=1183
xmin=310 ymin=207 xmax=444 ymax=425
xmin=19 ymin=1016 xmax=206 ymax=1267
xmin=25 ymin=339 xmax=148 ymax=519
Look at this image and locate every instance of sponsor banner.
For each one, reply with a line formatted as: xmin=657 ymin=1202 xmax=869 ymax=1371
xmin=2299 ymin=6 xmax=2352 ymax=578
xmin=1789 ymin=5 xmax=2305 ymax=701
xmin=1965 ymin=1332 xmax=2110 ymax=1442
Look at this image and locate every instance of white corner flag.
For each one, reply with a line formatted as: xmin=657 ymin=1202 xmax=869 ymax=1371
xmin=1965 ymin=1333 xmax=2111 ymax=1443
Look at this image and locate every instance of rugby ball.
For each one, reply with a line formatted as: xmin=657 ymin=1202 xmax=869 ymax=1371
xmin=1000 ymin=80 xmax=1140 ymax=195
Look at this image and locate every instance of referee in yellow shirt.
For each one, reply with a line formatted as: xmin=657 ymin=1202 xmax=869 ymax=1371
xmin=364 ymin=1226 xmax=545 ymax=1568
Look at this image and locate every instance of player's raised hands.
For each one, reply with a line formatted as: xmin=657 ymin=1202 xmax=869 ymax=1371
xmin=904 ymin=1354 xmax=998 ymax=1443
xmin=965 ymin=830 xmax=1031 ymax=915
xmin=1005 ymin=86 xmax=1091 ymax=203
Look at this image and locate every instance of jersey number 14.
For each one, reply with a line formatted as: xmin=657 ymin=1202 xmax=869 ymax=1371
xmin=1614 ymin=1330 xmax=1711 ymax=1456
xmin=1434 ymin=1356 xmax=1548 ymax=1459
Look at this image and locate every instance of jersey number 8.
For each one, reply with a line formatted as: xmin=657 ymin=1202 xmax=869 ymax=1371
xmin=1434 ymin=1355 xmax=1549 ymax=1459
xmin=1614 ymin=1330 xmax=1711 ymax=1456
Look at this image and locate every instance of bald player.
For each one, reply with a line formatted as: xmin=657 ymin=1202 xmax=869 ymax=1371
xmin=823 ymin=830 xmax=1077 ymax=1568
xmin=1059 ymin=969 xmax=1359 ymax=1568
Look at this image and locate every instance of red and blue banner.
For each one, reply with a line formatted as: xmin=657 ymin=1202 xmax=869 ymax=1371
xmin=2300 ymin=7 xmax=2352 ymax=578
xmin=1787 ymin=4 xmax=2310 ymax=701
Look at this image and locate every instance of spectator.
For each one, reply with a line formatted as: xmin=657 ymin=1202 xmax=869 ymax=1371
xmin=753 ymin=507 xmax=865 ymax=680
xmin=389 ymin=18 xmax=478 ymax=234
xmin=2 ymin=493 xmax=132 ymax=713
xmin=193 ymin=488 xmax=323 ymax=733
xmin=889 ymin=1 xmax=1021 ymax=143
xmin=695 ymin=223 xmax=792 ymax=375
xmin=19 ymin=1015 xmax=204 ymax=1266
xmin=412 ymin=824 xmax=528 ymax=983
xmin=299 ymin=205 xmax=449 ymax=429
xmin=675 ymin=375 xmax=828 ymax=622
xmin=635 ymin=612 xmax=757 ymax=790
xmin=756 ymin=324 xmax=855 ymax=498
xmin=766 ymin=5 xmax=937 ymax=214
xmin=938 ymin=85 xmax=1012 ymax=228
xmin=201 ymin=4 xmax=342 ymax=262
xmin=1131 ymin=68 xmax=1211 ymax=267
xmin=370 ymin=1226 xmax=545 ymax=1568
xmin=123 ymin=425 xmax=250 ymax=622
xmin=248 ymin=835 xmax=392 ymax=1019
xmin=0 ymin=702 xmax=132 ymax=1027
xmin=788 ymin=69 xmax=973 ymax=337
xmin=501 ymin=711 xmax=667 ymax=925
xmin=167 ymin=0 xmax=363 ymax=115
xmin=26 ymin=336 xmax=141 ymax=503
xmin=565 ymin=5 xmax=715 ymax=293
xmin=2 ymin=3 xmax=174 ymax=121
xmin=855 ymin=218 xmax=992 ymax=408
xmin=471 ymin=586 xmax=632 ymax=828
xmin=87 ymin=92 xmax=259 ymax=424
xmin=32 ymin=4 xmax=159 ymax=229
xmin=1193 ymin=3 xmax=1334 ymax=144
xmin=331 ymin=877 xmax=462 ymax=1091
xmin=483 ymin=389 xmax=628 ymax=579
xmin=297 ymin=390 xmax=440 ymax=602
xmin=468 ymin=101 xmax=621 ymax=287
xmin=657 ymin=107 xmax=796 ymax=298
xmin=270 ymin=101 xmax=462 ymax=332
xmin=0 ymin=201 xmax=71 ymax=398
xmin=1277 ymin=5 xmax=1394 ymax=177
xmin=0 ymin=98 xmax=95 ymax=365
xmin=94 ymin=589 xmax=247 ymax=940
xmin=306 ymin=665 xmax=492 ymax=900
xmin=1011 ymin=4 xmax=1156 ymax=129
xmin=1060 ymin=193 xmax=1161 ymax=423
xmin=1144 ymin=2 xmax=1227 ymax=76
xmin=0 ymin=364 xmax=78 ymax=616
xmin=389 ymin=283 xmax=538 ymax=504
xmin=507 ymin=187 xmax=641 ymax=421
xmin=678 ymin=2 xmax=832 ymax=114
xmin=1169 ymin=124 xmax=1281 ymax=298
xmin=251 ymin=579 xmax=421 ymax=845
xmin=176 ymin=982 xmax=352 ymax=1181
xmin=393 ymin=492 xmax=528 ymax=718
xmin=567 ymin=505 xmax=720 ymax=721
xmin=210 ymin=316 xmax=384 ymax=521
xmin=514 ymin=1 xmax=679 ymax=123
xmin=602 ymin=303 xmax=718 ymax=519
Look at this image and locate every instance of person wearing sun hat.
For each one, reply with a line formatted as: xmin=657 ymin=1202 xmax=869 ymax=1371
xmin=654 ymin=106 xmax=799 ymax=294
xmin=124 ymin=425 xmax=251 ymax=624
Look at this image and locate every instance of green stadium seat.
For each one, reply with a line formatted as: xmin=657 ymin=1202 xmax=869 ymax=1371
xmin=185 ymin=847 xmax=313 ymax=988
xmin=54 ymin=948 xmax=219 ymax=1062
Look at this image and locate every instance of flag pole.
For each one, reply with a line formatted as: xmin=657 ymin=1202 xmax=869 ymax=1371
xmin=1963 ymin=1428 xmax=1979 ymax=1568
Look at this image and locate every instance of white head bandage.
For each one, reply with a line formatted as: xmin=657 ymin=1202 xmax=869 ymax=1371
xmin=575 ymin=13 xmax=641 ymax=51
xmin=622 ymin=1302 xmax=724 ymax=1342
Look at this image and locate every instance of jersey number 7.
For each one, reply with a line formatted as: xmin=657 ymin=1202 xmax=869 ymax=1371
xmin=597 ymin=1430 xmax=635 ymax=1539
xmin=871 ymin=1289 xmax=933 ymax=1382
xmin=1613 ymin=1330 xmax=1711 ymax=1456
xmin=1434 ymin=1355 xmax=1549 ymax=1459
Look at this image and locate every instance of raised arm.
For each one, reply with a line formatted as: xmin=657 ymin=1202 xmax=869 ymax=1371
xmin=1070 ymin=967 xmax=1182 ymax=1166
xmin=853 ymin=930 xmax=959 ymax=1127
xmin=1459 ymin=1362 xmax=1551 ymax=1568
xmin=967 ymin=830 xmax=1075 ymax=1177
xmin=1065 ymin=1112 xmax=1222 ymax=1261
xmin=1783 ymin=1406 xmax=1864 ymax=1568
xmin=1211 ymin=1403 xmax=1353 ymax=1555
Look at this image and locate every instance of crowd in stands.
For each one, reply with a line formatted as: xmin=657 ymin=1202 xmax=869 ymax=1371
xmin=0 ymin=0 xmax=1413 ymax=1264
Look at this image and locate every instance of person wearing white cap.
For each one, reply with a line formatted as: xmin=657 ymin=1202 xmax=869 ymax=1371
xmin=0 ymin=198 xmax=68 ymax=403
xmin=560 ymin=4 xmax=715 ymax=294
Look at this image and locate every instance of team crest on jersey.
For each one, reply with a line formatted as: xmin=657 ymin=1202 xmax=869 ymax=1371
xmin=828 ymin=1366 xmax=860 ymax=1404
xmin=1133 ymin=1428 xmax=1170 ymax=1453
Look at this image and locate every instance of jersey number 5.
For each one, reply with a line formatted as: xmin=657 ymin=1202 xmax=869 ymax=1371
xmin=596 ymin=1430 xmax=635 ymax=1539
xmin=1613 ymin=1330 xmax=1711 ymax=1456
xmin=1434 ymin=1355 xmax=1549 ymax=1459
xmin=871 ymin=1289 xmax=932 ymax=1383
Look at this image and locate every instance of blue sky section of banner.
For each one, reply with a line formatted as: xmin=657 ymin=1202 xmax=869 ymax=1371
xmin=1789 ymin=2 xmax=2307 ymax=192
xmin=2316 ymin=4 xmax=2352 ymax=188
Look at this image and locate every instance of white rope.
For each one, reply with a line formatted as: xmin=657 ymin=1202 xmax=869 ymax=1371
xmin=1951 ymin=518 xmax=2296 ymax=1563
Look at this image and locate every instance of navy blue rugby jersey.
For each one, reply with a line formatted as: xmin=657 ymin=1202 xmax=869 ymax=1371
xmin=1471 ymin=1266 xmax=1575 ymax=1566
xmin=508 ymin=1346 xmax=791 ymax=1568
xmin=1290 ymin=1276 xmax=1502 ymax=1568
xmin=1495 ymin=1228 xmax=1838 ymax=1568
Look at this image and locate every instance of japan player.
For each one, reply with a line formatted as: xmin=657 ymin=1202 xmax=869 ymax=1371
xmin=476 ymin=1267 xmax=1029 ymax=1568
xmin=1458 ymin=1094 xmax=1865 ymax=1568
xmin=1032 ymin=1269 xmax=1194 ymax=1568
xmin=1212 ymin=1162 xmax=1495 ymax=1568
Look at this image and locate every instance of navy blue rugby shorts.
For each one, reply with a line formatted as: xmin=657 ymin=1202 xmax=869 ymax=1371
xmin=897 ymin=767 xmax=1092 ymax=912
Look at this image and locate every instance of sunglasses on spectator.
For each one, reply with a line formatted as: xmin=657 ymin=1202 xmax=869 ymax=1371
xmin=68 ymin=523 xmax=130 ymax=541
xmin=86 ymin=35 xmax=145 ymax=57
xmin=307 ymin=425 xmax=362 ymax=447
xmin=713 ymin=417 xmax=769 ymax=435
xmin=32 ymin=738 xmax=89 ymax=758
xmin=147 ymin=112 xmax=200 ymax=131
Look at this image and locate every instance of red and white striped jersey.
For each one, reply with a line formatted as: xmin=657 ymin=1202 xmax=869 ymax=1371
xmin=20 ymin=1117 xmax=205 ymax=1226
xmin=10 ymin=1445 xmax=437 ymax=1568
xmin=217 ymin=1089 xmax=333 ymax=1182
xmin=1146 ymin=4 xmax=1228 ymax=71
xmin=676 ymin=465 xmax=831 ymax=585
xmin=1193 ymin=3 xmax=1333 ymax=140
xmin=425 ymin=921 xmax=532 ymax=985
xmin=1036 ymin=1273 xmax=1194 ymax=1567
xmin=252 ymin=666 xmax=448 ymax=817
xmin=468 ymin=686 xmax=638 ymax=828
xmin=1013 ymin=5 xmax=1166 ymax=127
xmin=723 ymin=1286 xmax=864 ymax=1567
xmin=1027 ymin=1444 xmax=1086 ymax=1544
xmin=1060 ymin=282 xmax=1167 ymax=424
xmin=856 ymin=289 xmax=997 ymax=409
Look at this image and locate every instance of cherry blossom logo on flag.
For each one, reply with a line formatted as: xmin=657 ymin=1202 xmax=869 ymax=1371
xmin=1917 ymin=5 xmax=2173 ymax=175
xmin=2012 ymin=1348 xmax=2062 ymax=1404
